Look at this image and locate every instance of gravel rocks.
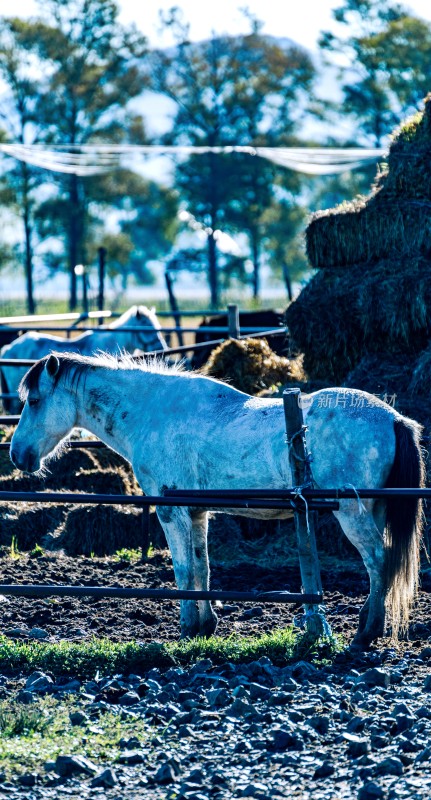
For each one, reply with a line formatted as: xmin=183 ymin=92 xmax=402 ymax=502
xmin=2 ymin=648 xmax=431 ymax=798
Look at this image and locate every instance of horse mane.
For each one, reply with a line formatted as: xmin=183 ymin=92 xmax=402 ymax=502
xmin=19 ymin=351 xmax=186 ymax=401
xmin=109 ymin=305 xmax=161 ymax=330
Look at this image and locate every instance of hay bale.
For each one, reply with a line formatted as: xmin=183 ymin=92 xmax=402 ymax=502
xmin=409 ymin=343 xmax=431 ymax=396
xmin=0 ymin=502 xmax=66 ymax=550
xmin=306 ymin=196 xmax=431 ymax=270
xmin=287 ymin=255 xmax=431 ymax=382
xmin=53 ymin=504 xmax=144 ymax=556
xmin=307 ymin=96 xmax=431 ymax=270
xmin=202 ymin=337 xmax=306 ymax=395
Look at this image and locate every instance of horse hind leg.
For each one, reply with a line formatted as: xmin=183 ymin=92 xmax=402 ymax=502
xmin=333 ymin=499 xmax=386 ymax=649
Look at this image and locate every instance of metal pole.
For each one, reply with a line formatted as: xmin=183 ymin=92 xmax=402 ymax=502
xmin=283 ymin=388 xmax=326 ymax=636
xmin=0 ymin=584 xmax=322 ymax=603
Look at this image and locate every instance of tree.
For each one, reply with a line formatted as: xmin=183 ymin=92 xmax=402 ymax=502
xmin=0 ymin=17 xmax=53 ymax=312
xmin=29 ymin=0 xmax=148 ymax=308
xmin=319 ymin=0 xmax=431 ymax=144
xmin=150 ymin=10 xmax=315 ymax=305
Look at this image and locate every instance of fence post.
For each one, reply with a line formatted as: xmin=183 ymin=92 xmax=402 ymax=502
xmin=283 ymin=388 xmax=328 ymax=638
xmin=141 ymin=505 xmax=150 ymax=562
xmin=227 ymin=304 xmax=240 ymax=338
xmin=97 ymin=247 xmax=106 ymax=319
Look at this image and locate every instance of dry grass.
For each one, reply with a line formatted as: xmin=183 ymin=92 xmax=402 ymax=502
xmin=202 ymin=337 xmax=306 ymax=395
xmin=289 ymin=94 xmax=431 ymax=382
xmin=287 ymin=255 xmax=431 ymax=381
xmin=306 ymin=196 xmax=431 ymax=270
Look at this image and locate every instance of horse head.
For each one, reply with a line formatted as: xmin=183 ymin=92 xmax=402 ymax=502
xmin=10 ymin=354 xmax=77 ymax=473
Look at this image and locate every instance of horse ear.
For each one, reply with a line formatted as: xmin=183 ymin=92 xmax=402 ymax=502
xmin=45 ymin=354 xmax=60 ymax=379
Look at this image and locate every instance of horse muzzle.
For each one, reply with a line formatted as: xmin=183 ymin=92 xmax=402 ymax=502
xmin=10 ymin=443 xmax=40 ymax=473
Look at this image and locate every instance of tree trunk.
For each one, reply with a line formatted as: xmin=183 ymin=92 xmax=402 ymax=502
xmin=282 ymin=263 xmax=293 ymax=301
xmin=21 ymin=164 xmax=35 ymax=314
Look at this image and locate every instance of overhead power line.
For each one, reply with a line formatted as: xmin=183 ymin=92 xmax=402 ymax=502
xmin=0 ymin=143 xmax=386 ymax=176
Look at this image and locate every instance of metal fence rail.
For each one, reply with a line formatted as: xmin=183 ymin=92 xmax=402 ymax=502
xmin=0 ymin=585 xmax=321 ymax=604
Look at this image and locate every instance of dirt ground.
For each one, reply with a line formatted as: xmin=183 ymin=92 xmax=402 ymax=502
xmin=1 ymin=549 xmax=430 ymax=653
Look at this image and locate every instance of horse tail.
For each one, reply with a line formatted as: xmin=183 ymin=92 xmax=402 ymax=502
xmin=384 ymin=415 xmax=425 ymax=638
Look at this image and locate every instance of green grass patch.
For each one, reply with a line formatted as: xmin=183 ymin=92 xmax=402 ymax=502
xmin=0 ymin=628 xmax=341 ymax=680
xmin=113 ymin=547 xmax=142 ymax=564
xmin=0 ymin=696 xmax=157 ymax=778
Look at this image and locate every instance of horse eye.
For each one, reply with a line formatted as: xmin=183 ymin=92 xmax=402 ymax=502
xmin=28 ymin=398 xmax=40 ymax=408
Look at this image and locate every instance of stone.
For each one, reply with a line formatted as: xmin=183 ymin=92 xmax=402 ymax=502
xmin=242 ymin=606 xmax=264 ymax=619
xmin=18 ymin=773 xmax=37 ymax=787
xmin=423 ymin=674 xmax=431 ymax=691
xmin=91 ymin=767 xmax=118 ymax=788
xmin=228 ymin=698 xmax=257 ymax=717
xmin=186 ymin=768 xmax=206 ymax=784
xmin=154 ymin=762 xmax=177 ymax=783
xmin=239 ymin=782 xmax=269 ymax=797
xmin=55 ymin=755 xmax=97 ymax=777
xmin=358 ymin=668 xmax=390 ymax=689
xmin=28 ymin=627 xmax=49 ymax=640
xmin=25 ymin=671 xmax=53 ymax=693
xmin=69 ymin=711 xmax=88 ymax=726
xmin=313 ymin=761 xmax=335 ymax=779
xmin=117 ymin=750 xmax=146 ymax=765
xmin=357 ymin=781 xmax=384 ymax=800
xmin=119 ymin=691 xmax=140 ymax=706
xmin=416 ymin=705 xmax=431 ymax=719
xmin=177 ymin=725 xmax=195 ymax=738
xmin=16 ymin=690 xmax=36 ymax=704
xmin=375 ymin=756 xmax=403 ymax=776
xmin=291 ymin=661 xmax=318 ymax=681
xmin=415 ymin=746 xmax=431 ymax=763
xmin=342 ymin=733 xmax=370 ymax=758
xmin=269 ymin=728 xmax=304 ymax=751
xmin=206 ymin=688 xmax=231 ymax=707
xmin=309 ymin=715 xmax=330 ymax=734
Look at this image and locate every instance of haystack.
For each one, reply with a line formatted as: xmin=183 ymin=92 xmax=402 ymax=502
xmin=202 ymin=337 xmax=305 ymax=395
xmin=287 ymin=95 xmax=431 ymax=383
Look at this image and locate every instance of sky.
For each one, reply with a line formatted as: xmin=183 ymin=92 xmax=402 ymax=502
xmin=12 ymin=0 xmax=431 ymax=52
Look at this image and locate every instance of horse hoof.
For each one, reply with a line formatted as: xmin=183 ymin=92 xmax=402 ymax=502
xmin=199 ymin=613 xmax=218 ymax=639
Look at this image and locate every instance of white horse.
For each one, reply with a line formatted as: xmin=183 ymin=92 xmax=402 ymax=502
xmin=10 ymin=352 xmax=424 ymax=648
xmin=0 ymin=306 xmax=167 ymax=413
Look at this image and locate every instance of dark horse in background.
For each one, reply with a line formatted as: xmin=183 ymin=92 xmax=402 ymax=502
xmin=192 ymin=309 xmax=287 ymax=369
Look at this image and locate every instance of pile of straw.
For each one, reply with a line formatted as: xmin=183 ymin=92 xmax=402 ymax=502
xmin=202 ymin=337 xmax=305 ymax=395
xmin=287 ymin=95 xmax=431 ymax=382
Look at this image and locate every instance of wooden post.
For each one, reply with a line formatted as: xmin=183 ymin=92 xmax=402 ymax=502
xmin=165 ymin=271 xmax=184 ymax=347
xmin=97 ymin=247 xmax=106 ymax=319
xmin=283 ymin=387 xmax=328 ymax=637
xmin=141 ymin=505 xmax=151 ymax=562
xmin=227 ymin=304 xmax=240 ymax=338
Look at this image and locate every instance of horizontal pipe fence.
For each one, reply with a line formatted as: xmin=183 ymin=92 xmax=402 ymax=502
xmin=0 ymin=324 xmax=287 ymax=335
xmin=0 ymin=487 xmax=335 ymax=606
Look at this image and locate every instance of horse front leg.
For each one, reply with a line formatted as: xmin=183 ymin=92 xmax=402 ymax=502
xmin=156 ymin=506 xmax=216 ymax=638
